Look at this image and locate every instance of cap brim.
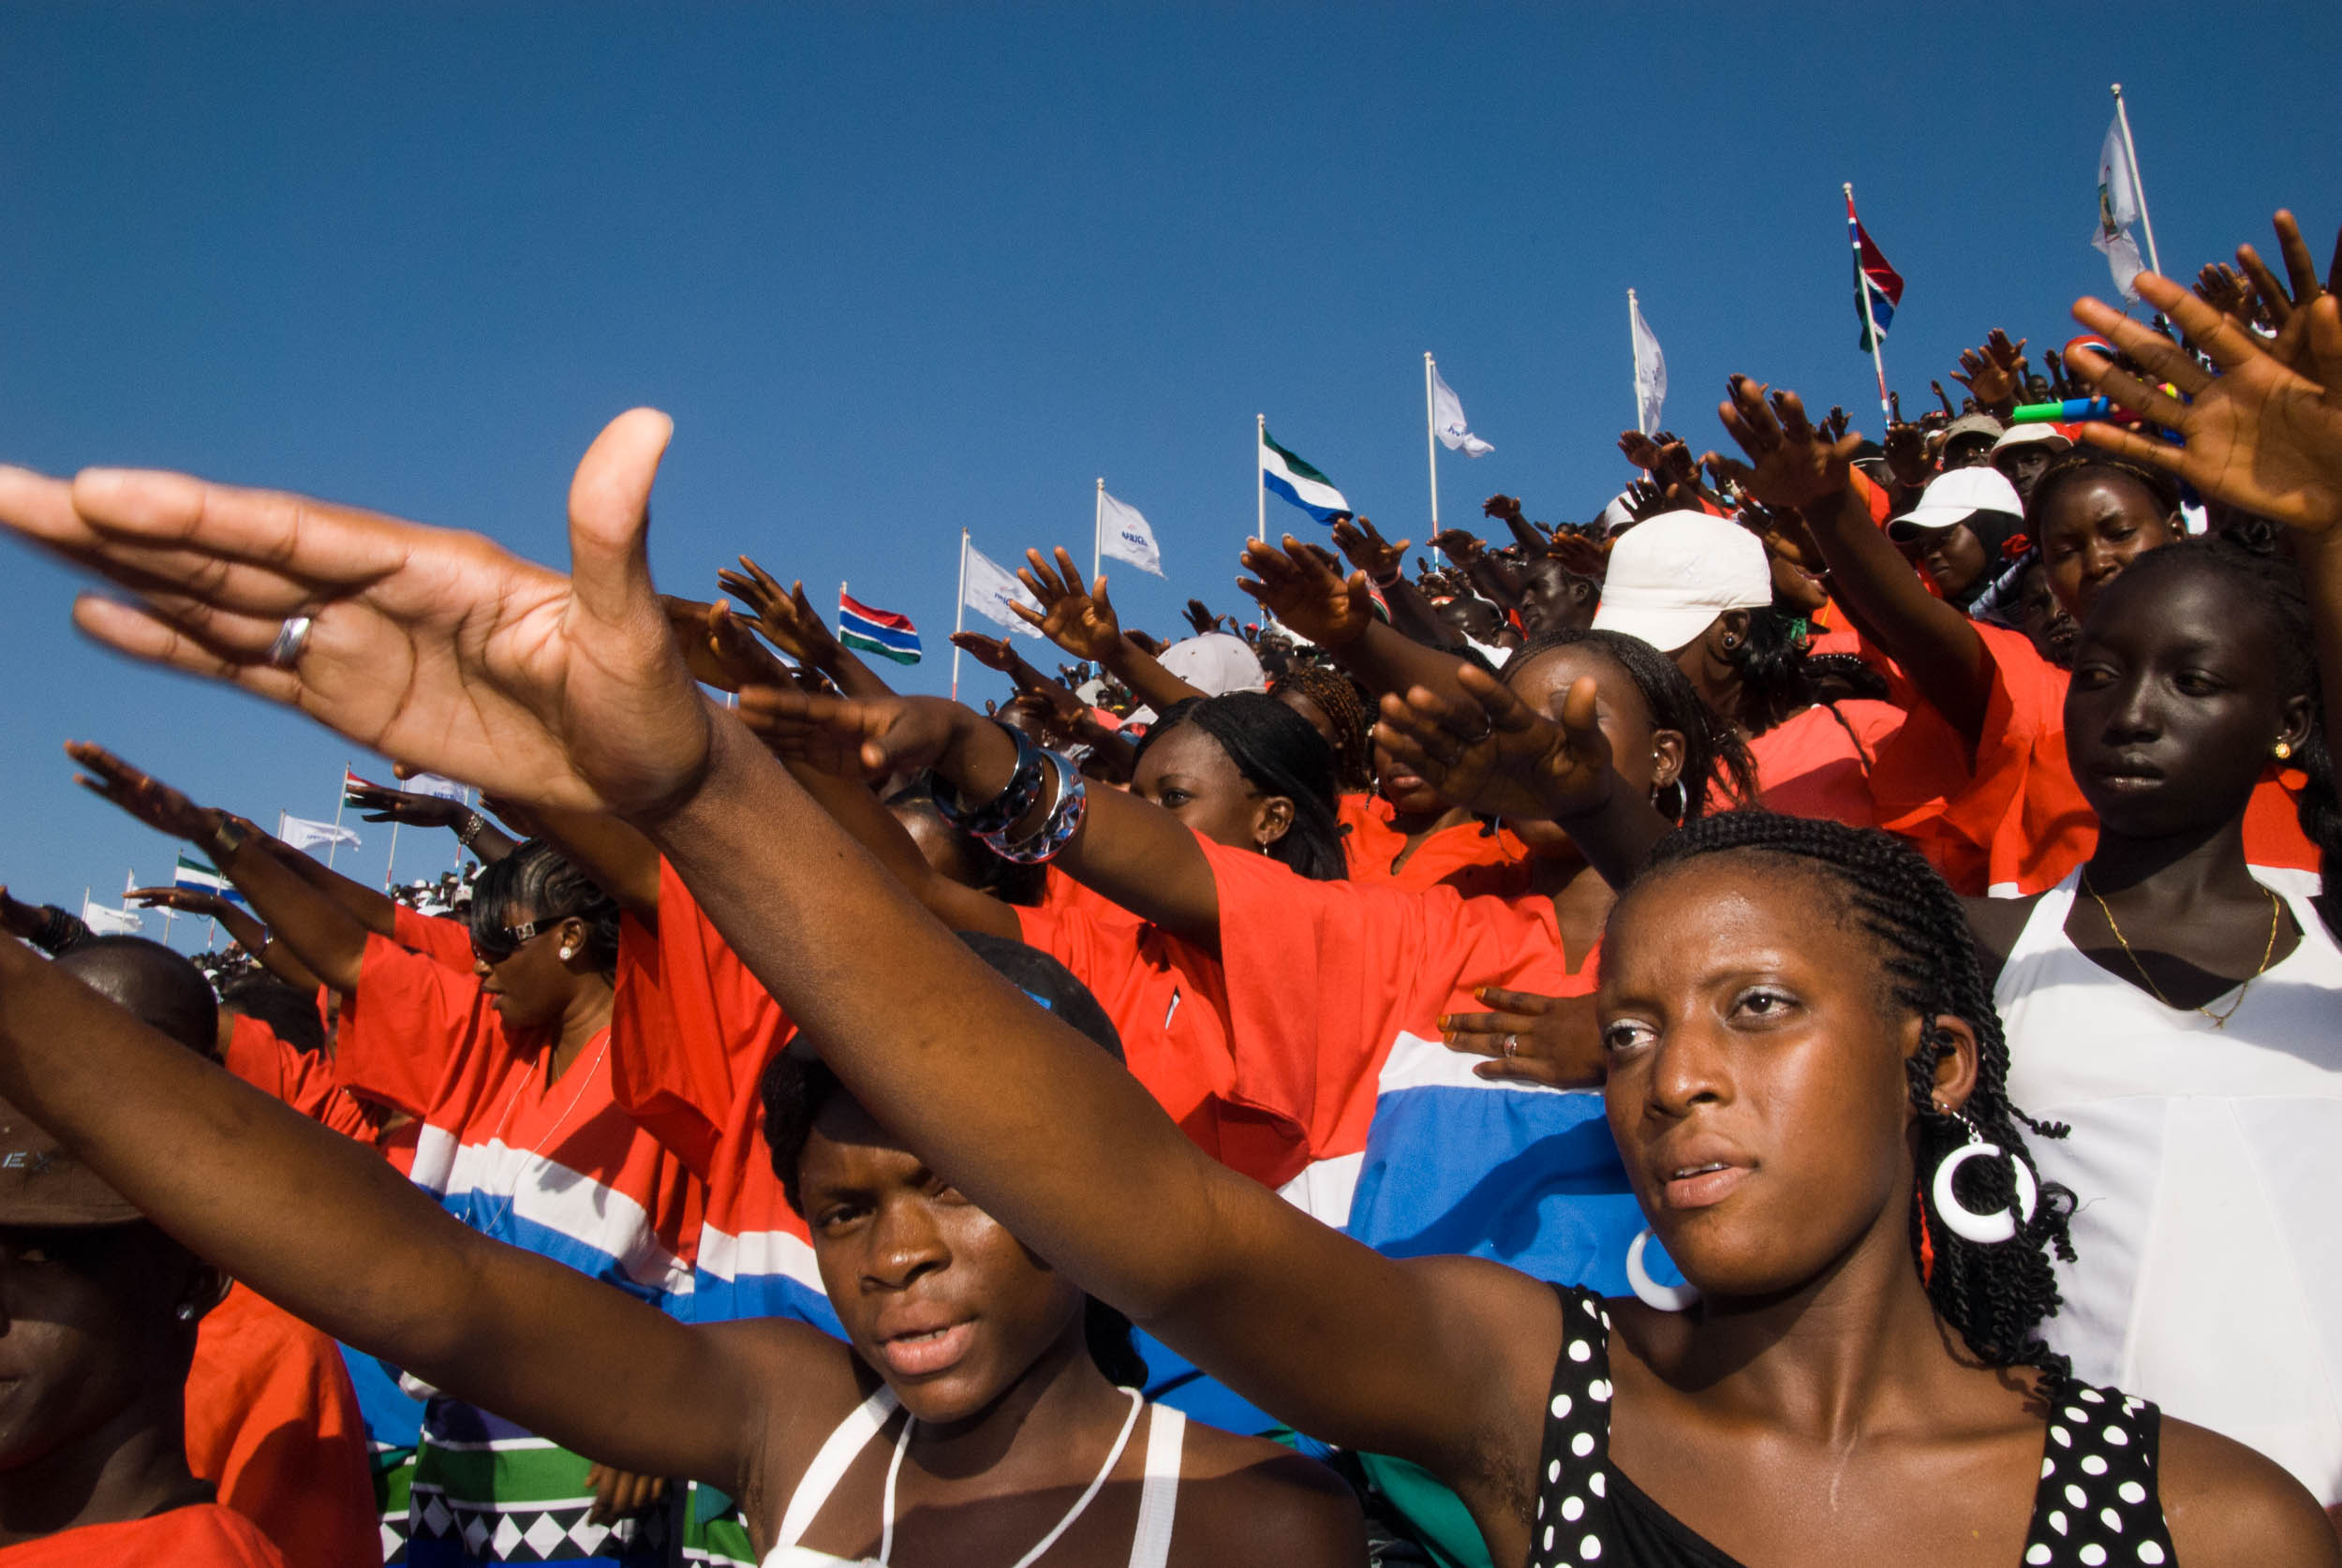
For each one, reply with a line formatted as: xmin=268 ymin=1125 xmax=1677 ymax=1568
xmin=1589 ymin=600 xmax=1723 ymax=654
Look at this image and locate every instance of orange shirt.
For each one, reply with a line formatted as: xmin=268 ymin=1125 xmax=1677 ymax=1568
xmin=392 ymin=904 xmax=477 ymax=972
xmin=0 ymin=1503 xmax=289 ymax=1566
xmin=1874 ymin=622 xmax=2318 ymax=895
xmin=1336 ymin=794 xmax=1534 ymax=898
xmin=185 ymin=1286 xmax=378 ymax=1568
xmin=1737 ymin=699 xmax=1910 ymax=829
xmin=220 ymin=1013 xmax=381 ymax=1145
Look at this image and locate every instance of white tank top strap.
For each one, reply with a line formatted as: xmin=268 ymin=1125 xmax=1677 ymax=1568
xmin=2007 ymin=869 xmax=2083 ymax=964
xmin=1125 ymin=1402 xmax=1185 ymax=1568
xmin=771 ymin=1384 xmax=902 ymax=1552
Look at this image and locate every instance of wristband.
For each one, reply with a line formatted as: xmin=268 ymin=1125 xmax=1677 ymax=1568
xmin=454 ymin=810 xmax=488 ymax=849
xmin=209 ymin=816 xmax=249 ymax=860
xmin=987 ymin=749 xmax=1088 ymax=865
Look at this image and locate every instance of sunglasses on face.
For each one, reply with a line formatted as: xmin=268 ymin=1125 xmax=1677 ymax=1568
xmin=469 ymin=914 xmax=569 ymax=965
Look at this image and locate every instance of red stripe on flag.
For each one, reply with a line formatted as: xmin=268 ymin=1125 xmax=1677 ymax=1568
xmin=838 ymin=591 xmax=915 ymax=631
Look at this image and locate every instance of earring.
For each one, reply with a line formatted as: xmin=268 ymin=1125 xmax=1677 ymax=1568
xmin=174 ymin=1302 xmax=200 ymax=1323
xmin=558 ymin=946 xmax=577 ymax=961
xmin=1626 ymin=1228 xmax=1697 ymax=1312
xmin=1929 ymin=1115 xmax=2038 ymax=1246
xmin=2275 ymin=741 xmax=2294 ymax=761
xmin=1651 ymin=779 xmax=1687 ymax=822
xmin=1720 ymin=633 xmax=1740 ymax=650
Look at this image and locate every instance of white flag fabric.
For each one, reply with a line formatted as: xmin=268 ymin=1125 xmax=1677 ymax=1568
xmin=82 ymin=902 xmax=144 ymax=935
xmin=280 ymin=816 xmax=362 ymax=853
xmin=403 ymin=772 xmax=467 ymax=802
xmin=2092 ymin=114 xmax=2145 ymax=303
xmin=1629 ymin=291 xmax=1668 ymax=436
xmin=1429 ymin=364 xmax=1494 ymax=457
xmin=1098 ymin=490 xmax=1164 ymax=577
xmin=962 ymin=542 xmax=1046 ymax=639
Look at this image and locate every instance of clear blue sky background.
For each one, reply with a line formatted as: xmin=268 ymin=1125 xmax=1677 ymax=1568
xmin=2 ymin=2 xmax=2336 ymax=937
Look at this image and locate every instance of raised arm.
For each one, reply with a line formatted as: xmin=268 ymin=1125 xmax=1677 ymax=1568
xmin=1238 ymin=536 xmax=1483 ymax=708
xmin=1012 ymin=548 xmax=1208 ymax=714
xmin=714 ymin=556 xmax=897 ymax=702
xmin=0 ymin=416 xmax=1559 ymax=1541
xmin=0 ymin=929 xmax=811 ymax=1496
xmin=1706 ymin=377 xmax=1995 ymax=741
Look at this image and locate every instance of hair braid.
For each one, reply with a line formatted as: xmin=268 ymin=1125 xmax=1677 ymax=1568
xmin=1271 ymin=662 xmax=1375 ymax=792
xmin=1633 ymin=811 xmax=2079 ymax=1381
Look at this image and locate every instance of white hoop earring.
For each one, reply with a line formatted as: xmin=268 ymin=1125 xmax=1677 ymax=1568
xmin=1930 ymin=1122 xmax=2038 ymax=1246
xmin=1626 ymin=1227 xmax=1698 ymax=1312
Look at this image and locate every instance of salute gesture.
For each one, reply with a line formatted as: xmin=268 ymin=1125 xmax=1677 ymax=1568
xmin=1705 ymin=375 xmax=1864 ymax=515
xmin=1012 ymin=546 xmax=1124 ymax=661
xmin=0 ymin=409 xmax=714 ymax=819
xmin=67 ymin=741 xmax=224 ymax=843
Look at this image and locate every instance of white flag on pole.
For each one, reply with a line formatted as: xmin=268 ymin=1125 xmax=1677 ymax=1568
xmin=1629 ymin=289 xmax=1668 ymax=436
xmin=403 ymin=772 xmax=468 ymax=802
xmin=962 ymin=543 xmax=1045 ymax=639
xmin=82 ymin=902 xmax=144 ymax=935
xmin=1097 ymin=490 xmax=1164 ymax=577
xmin=280 ymin=815 xmax=363 ymax=854
xmin=1429 ymin=365 xmax=1493 ymax=457
xmin=2091 ymin=113 xmax=2145 ymax=303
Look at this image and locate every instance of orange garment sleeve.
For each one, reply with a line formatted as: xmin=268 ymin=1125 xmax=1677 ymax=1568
xmin=185 ymin=1286 xmax=378 ymax=1568
xmin=334 ymin=933 xmax=491 ymax=1118
xmin=220 ymin=1013 xmax=378 ymax=1144
xmin=392 ymin=903 xmax=478 ymax=972
xmin=0 ymin=1503 xmax=291 ymax=1566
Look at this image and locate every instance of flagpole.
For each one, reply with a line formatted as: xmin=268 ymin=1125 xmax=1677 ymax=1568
xmin=951 ymin=527 xmax=969 ymax=703
xmin=2109 ymin=84 xmax=2161 ymax=279
xmin=1422 ymin=353 xmax=1445 ymax=566
xmin=1094 ymin=478 xmax=1104 ymax=583
xmin=1846 ymin=184 xmax=1890 ymax=422
xmin=1254 ymin=415 xmax=1267 ymax=545
xmin=328 ymin=762 xmax=349 ymax=869
xmin=384 ymin=821 xmax=401 ymax=892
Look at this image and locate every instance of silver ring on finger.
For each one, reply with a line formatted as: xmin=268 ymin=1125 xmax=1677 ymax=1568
xmin=1503 ymin=1033 xmax=1519 ymax=1058
xmin=265 ymin=614 xmax=315 ymax=671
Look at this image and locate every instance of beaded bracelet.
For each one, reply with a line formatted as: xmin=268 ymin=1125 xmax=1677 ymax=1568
xmin=988 ymin=749 xmax=1089 ymax=865
xmin=928 ymin=721 xmax=1049 ymax=839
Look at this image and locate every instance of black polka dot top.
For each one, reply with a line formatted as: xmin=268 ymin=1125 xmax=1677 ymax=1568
xmin=1528 ymin=1285 xmax=2177 ymax=1568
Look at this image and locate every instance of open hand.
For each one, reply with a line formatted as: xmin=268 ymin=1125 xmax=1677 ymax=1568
xmin=1371 ymin=662 xmax=1617 ymax=822
xmin=666 ymin=596 xmax=794 ymax=694
xmin=950 ymin=630 xmax=1025 ymax=677
xmin=1328 ymin=515 xmax=1411 ymax=583
xmin=67 ymin=743 xmax=222 ymax=841
xmin=1708 ymin=377 xmax=1862 ymax=515
xmin=715 ymin=558 xmax=840 ymax=669
xmin=1237 ymin=537 xmax=1373 ymax=648
xmin=126 ymin=885 xmax=232 ymax=918
xmin=1950 ymin=329 xmax=2027 ymax=409
xmin=342 ymin=778 xmax=467 ymax=828
xmin=0 ymin=411 xmax=714 ymax=817
xmin=1013 ymin=548 xmax=1124 ymax=661
xmin=1428 ymin=527 xmax=1486 ymax=564
xmin=2233 ymin=209 xmax=2339 ymax=345
xmin=2069 ymin=269 xmax=2342 ymax=535
xmin=1438 ymin=986 xmax=1603 ymax=1087
xmin=736 ymin=687 xmax=966 ymax=781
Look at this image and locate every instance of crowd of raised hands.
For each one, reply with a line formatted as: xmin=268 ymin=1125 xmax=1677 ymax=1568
xmin=0 ymin=206 xmax=2337 ymax=1568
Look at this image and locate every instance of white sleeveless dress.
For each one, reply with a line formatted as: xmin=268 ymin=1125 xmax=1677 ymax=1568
xmin=762 ymin=1384 xmax=1186 ymax=1567
xmin=1995 ymin=868 xmax=2342 ymax=1501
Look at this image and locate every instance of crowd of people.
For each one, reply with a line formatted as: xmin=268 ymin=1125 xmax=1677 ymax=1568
xmin=0 ymin=212 xmax=2337 ymax=1568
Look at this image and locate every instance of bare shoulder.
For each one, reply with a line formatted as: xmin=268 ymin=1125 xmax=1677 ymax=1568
xmin=1167 ymin=1423 xmax=1366 ymax=1568
xmin=690 ymin=1318 xmax=874 ymax=1531
xmin=2157 ymin=1413 xmax=2342 ymax=1568
xmin=1963 ymin=891 xmax=2039 ymax=984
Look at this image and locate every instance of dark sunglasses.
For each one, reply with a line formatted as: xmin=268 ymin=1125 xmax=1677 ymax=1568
xmin=469 ymin=913 xmax=571 ymax=964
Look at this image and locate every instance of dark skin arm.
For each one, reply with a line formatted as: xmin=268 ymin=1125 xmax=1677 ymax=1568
xmin=1012 ymin=548 xmax=1208 ymax=714
xmin=1481 ymin=494 xmax=1549 ymax=558
xmin=1238 ymin=537 xmax=1481 ymax=709
xmin=1704 ymin=378 xmax=1994 ymax=743
xmin=1328 ymin=517 xmax=1460 ymax=647
xmin=126 ymin=885 xmax=274 ymax=964
xmin=740 ymin=688 xmax=1222 ymax=951
xmin=347 ymin=778 xmax=519 ymax=865
xmin=713 ymin=558 xmax=897 ymax=702
xmin=0 ymin=932 xmax=836 ymax=1505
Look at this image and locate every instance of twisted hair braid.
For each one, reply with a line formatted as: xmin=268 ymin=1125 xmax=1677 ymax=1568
xmin=1630 ymin=811 xmax=2079 ymax=1381
xmin=1271 ymin=662 xmax=1375 ymax=792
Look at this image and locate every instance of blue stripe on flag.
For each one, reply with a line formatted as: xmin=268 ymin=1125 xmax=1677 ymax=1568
xmin=836 ymin=611 xmax=921 ymax=655
xmin=1264 ymin=470 xmax=1347 ymax=525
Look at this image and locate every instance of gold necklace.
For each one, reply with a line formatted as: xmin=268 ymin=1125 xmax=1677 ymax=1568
xmin=2080 ymin=872 xmax=2283 ymax=1028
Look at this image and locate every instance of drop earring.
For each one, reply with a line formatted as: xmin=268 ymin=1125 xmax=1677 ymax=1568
xmin=1929 ymin=1113 xmax=2039 ymax=1245
xmin=1626 ymin=1228 xmax=1697 ymax=1312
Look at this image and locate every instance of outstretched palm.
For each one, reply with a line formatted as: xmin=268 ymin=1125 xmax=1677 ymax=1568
xmin=1013 ymin=547 xmax=1123 ymax=661
xmin=1237 ymin=537 xmax=1372 ymax=648
xmin=0 ymin=411 xmax=712 ymax=817
xmin=1371 ymin=665 xmax=1616 ymax=822
xmin=2070 ymin=274 xmax=2342 ymax=535
xmin=1708 ymin=377 xmax=1863 ymax=515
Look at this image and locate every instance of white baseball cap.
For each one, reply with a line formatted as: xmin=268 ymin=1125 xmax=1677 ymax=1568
xmin=1590 ymin=510 xmax=1773 ymax=654
xmin=1887 ymin=467 xmax=2025 ymax=541
xmin=1990 ymin=423 xmax=2073 ymax=457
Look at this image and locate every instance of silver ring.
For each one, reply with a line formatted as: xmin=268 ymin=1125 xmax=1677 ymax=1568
xmin=265 ymin=614 xmax=314 ymax=670
xmin=1503 ymin=1033 xmax=1519 ymax=1058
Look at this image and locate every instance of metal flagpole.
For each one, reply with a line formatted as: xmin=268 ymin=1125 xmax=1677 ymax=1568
xmin=384 ymin=821 xmax=401 ymax=893
xmin=1254 ymin=415 xmax=1267 ymax=545
xmin=328 ymin=762 xmax=349 ymax=868
xmin=1424 ymin=353 xmax=1443 ymax=566
xmin=950 ymin=528 xmax=969 ymax=703
xmin=2110 ymin=84 xmax=2161 ymax=279
xmin=1846 ymin=185 xmax=1890 ymax=422
xmin=1627 ymin=291 xmax=1641 ymax=434
xmin=1094 ymin=478 xmax=1104 ymax=582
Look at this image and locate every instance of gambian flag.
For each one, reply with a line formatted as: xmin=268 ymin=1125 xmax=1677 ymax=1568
xmin=174 ymin=852 xmax=246 ymax=908
xmin=837 ymin=590 xmax=922 ymax=665
xmin=1261 ymin=426 xmax=1352 ymax=525
xmin=1847 ymin=193 xmax=1905 ymax=352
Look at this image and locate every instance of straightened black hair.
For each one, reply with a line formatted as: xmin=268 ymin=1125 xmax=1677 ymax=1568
xmin=1134 ymin=692 xmax=1348 ymax=880
xmin=467 ymin=840 xmax=621 ymax=973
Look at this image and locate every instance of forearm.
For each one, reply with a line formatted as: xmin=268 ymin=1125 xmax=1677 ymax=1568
xmin=1801 ymin=482 xmax=1989 ymax=738
xmin=1332 ymin=619 xmax=1478 ymax=706
xmin=1460 ymin=555 xmax=1522 ymax=611
xmin=1377 ymin=576 xmax=1462 ymax=649
xmin=209 ymin=903 xmax=271 ymax=956
xmin=454 ymin=811 xmax=519 ymax=865
xmin=526 ymin=806 xmax=662 ymax=914
xmin=269 ymin=838 xmax=398 ymax=937
xmin=782 ymin=760 xmax=1019 ymax=939
xmin=1100 ymin=637 xmax=1207 ymax=713
xmin=823 ymin=645 xmax=897 ymax=702
xmin=215 ymin=836 xmax=374 ymax=992
xmin=0 ymin=936 xmax=747 ymax=1483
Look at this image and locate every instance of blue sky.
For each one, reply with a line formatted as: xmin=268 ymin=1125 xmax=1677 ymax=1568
xmin=2 ymin=2 xmax=2336 ymax=932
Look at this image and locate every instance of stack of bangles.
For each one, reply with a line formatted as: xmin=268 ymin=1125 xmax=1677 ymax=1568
xmin=926 ymin=722 xmax=1089 ymax=865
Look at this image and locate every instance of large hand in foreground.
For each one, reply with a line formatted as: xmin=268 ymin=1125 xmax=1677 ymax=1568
xmin=0 ymin=411 xmax=712 ymax=817
xmin=1371 ymin=662 xmax=1616 ymax=822
xmin=2068 ymin=272 xmax=2342 ymax=535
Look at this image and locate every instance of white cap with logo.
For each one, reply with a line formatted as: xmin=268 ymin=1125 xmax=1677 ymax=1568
xmin=1590 ymin=510 xmax=1773 ymax=654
